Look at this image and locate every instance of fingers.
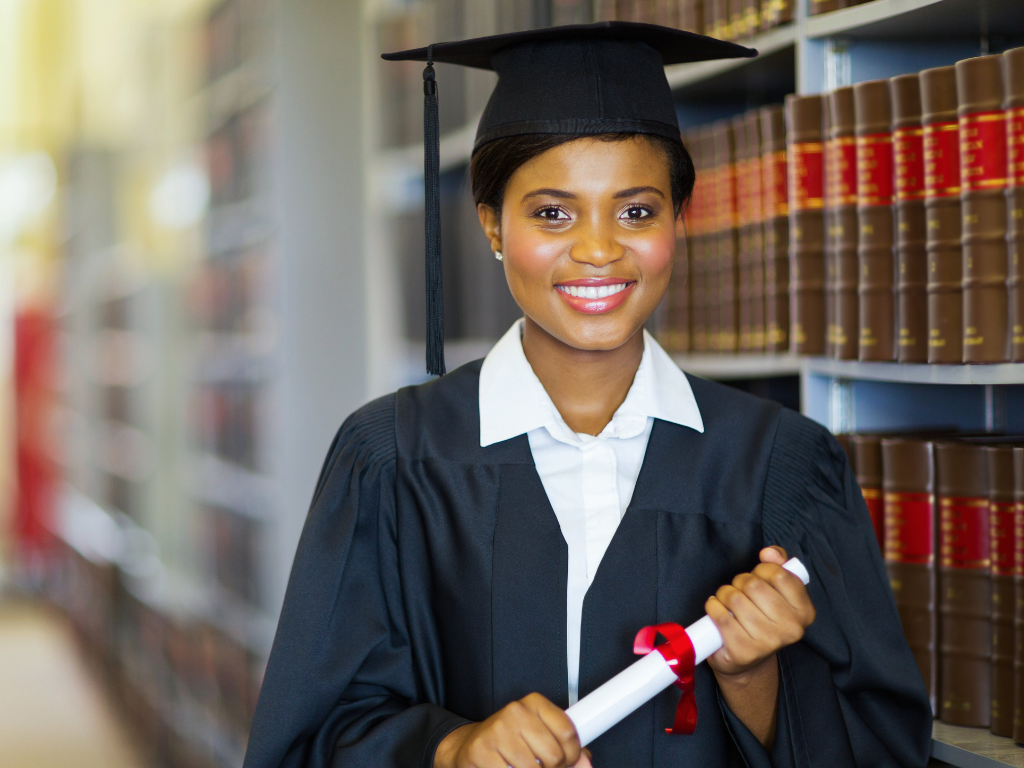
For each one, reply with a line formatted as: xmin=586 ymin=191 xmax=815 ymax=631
xmin=749 ymin=562 xmax=816 ymax=626
xmin=759 ymin=545 xmax=788 ymax=565
xmin=458 ymin=694 xmax=580 ymax=768
xmin=525 ymin=693 xmax=582 ymax=766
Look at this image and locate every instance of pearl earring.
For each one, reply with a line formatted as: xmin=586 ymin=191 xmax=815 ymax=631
xmin=494 ymin=250 xmax=503 ymax=261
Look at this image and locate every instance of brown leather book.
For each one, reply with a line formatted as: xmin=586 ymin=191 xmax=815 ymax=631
xmin=853 ymin=435 xmax=884 ymax=549
xmin=921 ymin=66 xmax=965 ymax=364
xmin=883 ymin=437 xmax=937 ymax=712
xmin=835 ymin=432 xmax=855 ymax=470
xmin=987 ymin=445 xmax=1017 ymax=736
xmin=823 ymin=96 xmax=836 ymax=358
xmin=1013 ymin=446 xmax=1024 ymax=743
xmin=668 ymin=129 xmax=695 ymax=352
xmin=855 ymin=79 xmax=896 ymax=361
xmin=891 ymin=74 xmax=929 ymax=363
xmin=741 ymin=0 xmax=760 ymax=38
xmin=830 ymin=87 xmax=859 ymax=360
xmin=705 ymin=123 xmax=723 ymax=352
xmin=742 ymin=109 xmax=766 ymax=351
xmin=728 ymin=0 xmax=744 ymax=39
xmin=735 ymin=113 xmax=753 ymax=351
xmin=689 ymin=127 xmax=709 ymax=352
xmin=786 ymin=94 xmax=826 ymax=355
xmin=808 ymin=0 xmax=839 ymax=15
xmin=956 ymin=55 xmax=1009 ymax=363
xmin=1004 ymin=47 xmax=1024 ymax=362
xmin=759 ymin=0 xmax=792 ymax=31
xmin=710 ymin=0 xmax=729 ymax=39
xmin=679 ymin=0 xmax=705 ymax=33
xmin=715 ymin=119 xmax=739 ymax=352
xmin=936 ymin=441 xmax=991 ymax=727
xmin=761 ymin=105 xmax=790 ymax=352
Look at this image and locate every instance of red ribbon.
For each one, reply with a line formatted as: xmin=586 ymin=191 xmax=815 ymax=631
xmin=633 ymin=622 xmax=697 ymax=735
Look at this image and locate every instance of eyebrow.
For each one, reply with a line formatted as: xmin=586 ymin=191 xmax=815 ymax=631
xmin=521 ymin=185 xmax=666 ymax=203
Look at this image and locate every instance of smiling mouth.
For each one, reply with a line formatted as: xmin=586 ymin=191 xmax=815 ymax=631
xmin=555 ymin=282 xmax=632 ymax=299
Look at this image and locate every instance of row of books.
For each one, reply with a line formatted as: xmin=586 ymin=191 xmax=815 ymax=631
xmin=665 ymin=46 xmax=1024 ymax=363
xmin=838 ymin=432 xmax=1023 ymax=737
xmin=191 ymin=381 xmax=263 ymax=471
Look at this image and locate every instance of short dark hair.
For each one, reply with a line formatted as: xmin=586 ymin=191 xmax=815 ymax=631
xmin=470 ymin=132 xmax=695 ymax=217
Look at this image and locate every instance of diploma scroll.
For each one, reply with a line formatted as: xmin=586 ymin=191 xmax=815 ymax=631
xmin=565 ymin=557 xmax=811 ymax=746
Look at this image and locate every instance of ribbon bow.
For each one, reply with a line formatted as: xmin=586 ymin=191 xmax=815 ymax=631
xmin=633 ymin=622 xmax=697 ymax=735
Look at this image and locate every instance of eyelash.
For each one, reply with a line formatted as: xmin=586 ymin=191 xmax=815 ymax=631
xmin=532 ymin=204 xmax=656 ymax=222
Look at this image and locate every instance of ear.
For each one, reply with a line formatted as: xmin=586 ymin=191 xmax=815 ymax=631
xmin=675 ymin=208 xmax=687 ymax=240
xmin=477 ymin=203 xmax=502 ymax=253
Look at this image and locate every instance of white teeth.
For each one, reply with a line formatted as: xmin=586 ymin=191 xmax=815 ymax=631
xmin=558 ymin=283 xmax=629 ymax=298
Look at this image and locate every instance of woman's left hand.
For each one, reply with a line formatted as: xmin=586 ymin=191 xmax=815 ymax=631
xmin=705 ymin=546 xmax=816 ymax=678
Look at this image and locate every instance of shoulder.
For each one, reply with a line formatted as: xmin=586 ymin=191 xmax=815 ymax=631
xmin=684 ymin=373 xmax=784 ymax=438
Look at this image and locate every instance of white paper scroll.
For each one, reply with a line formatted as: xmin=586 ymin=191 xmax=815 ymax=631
xmin=565 ymin=557 xmax=811 ymax=747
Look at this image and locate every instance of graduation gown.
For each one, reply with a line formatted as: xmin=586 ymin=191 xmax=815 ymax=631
xmin=242 ymin=361 xmax=932 ymax=768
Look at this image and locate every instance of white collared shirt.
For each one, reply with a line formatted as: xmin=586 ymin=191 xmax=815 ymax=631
xmin=479 ymin=320 xmax=704 ymax=704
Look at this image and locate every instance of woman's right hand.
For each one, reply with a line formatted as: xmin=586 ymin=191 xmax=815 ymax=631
xmin=434 ymin=692 xmax=592 ymax=768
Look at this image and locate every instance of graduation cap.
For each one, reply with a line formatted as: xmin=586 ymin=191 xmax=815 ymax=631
xmin=383 ymin=22 xmax=756 ymax=375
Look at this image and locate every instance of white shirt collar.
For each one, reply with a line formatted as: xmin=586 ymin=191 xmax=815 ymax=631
xmin=479 ymin=319 xmax=704 ymax=448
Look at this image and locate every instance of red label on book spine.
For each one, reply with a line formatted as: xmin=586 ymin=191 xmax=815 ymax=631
xmin=959 ymin=111 xmax=1007 ymax=192
xmin=990 ymin=501 xmax=1016 ymax=575
xmin=884 ymin=492 xmax=934 ymax=565
xmin=939 ymin=496 xmax=990 ymax=569
xmin=736 ymin=158 xmax=750 ymax=227
xmin=789 ymin=142 xmax=824 ymax=211
xmin=857 ymin=132 xmax=894 ymax=206
xmin=895 ymin=127 xmax=926 ymax=202
xmin=924 ymin=121 xmax=961 ymax=199
xmin=1015 ymin=502 xmax=1024 ymax=577
xmin=717 ymin=163 xmax=737 ymax=231
xmin=831 ymin=137 xmax=858 ymax=206
xmin=1008 ymin=107 xmax=1024 ymax=189
xmin=747 ymin=154 xmax=763 ymax=224
xmin=763 ymin=150 xmax=789 ymax=218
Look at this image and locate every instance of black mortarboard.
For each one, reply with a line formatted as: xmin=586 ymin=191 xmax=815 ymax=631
xmin=383 ymin=22 xmax=756 ymax=375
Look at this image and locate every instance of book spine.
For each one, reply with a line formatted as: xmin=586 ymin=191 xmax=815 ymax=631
xmin=1004 ymin=47 xmax=1024 ymax=361
xmin=728 ymin=0 xmax=744 ymax=39
xmin=883 ymin=438 xmax=937 ymax=712
xmin=745 ymin=109 xmax=766 ymax=351
xmin=892 ymin=74 xmax=929 ymax=363
xmin=937 ymin=442 xmax=991 ymax=728
xmin=823 ymin=97 xmax=836 ymax=358
xmin=735 ymin=114 xmax=753 ymax=351
xmin=786 ymin=94 xmax=826 ymax=355
xmin=855 ymin=79 xmax=896 ymax=361
xmin=762 ymin=105 xmax=790 ymax=352
xmin=669 ymin=130 xmax=694 ymax=352
xmin=808 ymin=0 xmax=840 ymax=15
xmin=922 ymin=65 xmax=964 ymax=363
xmin=759 ymin=0 xmax=792 ymax=30
xmin=741 ymin=0 xmax=760 ymax=39
xmin=690 ymin=129 xmax=709 ymax=352
xmin=710 ymin=0 xmax=729 ymax=39
xmin=679 ymin=0 xmax=705 ymax=33
xmin=987 ymin=445 xmax=1017 ymax=737
xmin=1012 ymin=446 xmax=1024 ymax=743
xmin=830 ymin=87 xmax=860 ymax=360
xmin=957 ymin=55 xmax=1009 ymax=362
xmin=715 ymin=120 xmax=740 ymax=352
xmin=854 ymin=435 xmax=884 ymax=549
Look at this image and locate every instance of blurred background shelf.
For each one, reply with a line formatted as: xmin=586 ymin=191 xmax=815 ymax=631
xmin=672 ymin=353 xmax=802 ymax=379
xmin=805 ymin=0 xmax=1024 ymax=40
xmin=933 ymin=722 xmax=1024 ymax=768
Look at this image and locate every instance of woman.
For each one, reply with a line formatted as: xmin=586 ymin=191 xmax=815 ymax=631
xmin=242 ymin=23 xmax=932 ymax=768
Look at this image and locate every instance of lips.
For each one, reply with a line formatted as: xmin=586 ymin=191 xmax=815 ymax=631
xmin=555 ymin=279 xmax=635 ymax=314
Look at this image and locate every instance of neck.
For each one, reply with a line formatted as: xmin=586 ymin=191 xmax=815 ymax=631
xmin=521 ymin=317 xmax=644 ymax=436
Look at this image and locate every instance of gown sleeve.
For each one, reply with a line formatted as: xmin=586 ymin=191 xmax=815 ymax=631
xmin=719 ymin=409 xmax=933 ymax=768
xmin=242 ymin=394 xmax=470 ymax=768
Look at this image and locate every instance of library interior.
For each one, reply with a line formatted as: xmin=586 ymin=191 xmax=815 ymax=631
xmin=1 ymin=0 xmax=1024 ymax=766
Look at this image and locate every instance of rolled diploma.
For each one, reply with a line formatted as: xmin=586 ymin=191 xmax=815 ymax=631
xmin=566 ymin=557 xmax=811 ymax=746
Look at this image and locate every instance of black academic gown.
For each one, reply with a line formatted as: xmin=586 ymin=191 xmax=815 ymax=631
xmin=242 ymin=361 xmax=932 ymax=768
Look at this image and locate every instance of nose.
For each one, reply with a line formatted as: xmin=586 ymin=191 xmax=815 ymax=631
xmin=569 ymin=216 xmax=624 ymax=268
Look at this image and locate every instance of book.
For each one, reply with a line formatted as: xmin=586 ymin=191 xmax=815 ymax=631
xmin=690 ymin=127 xmax=713 ymax=353
xmin=854 ymin=79 xmax=896 ymax=361
xmin=808 ymin=0 xmax=840 ymax=15
xmin=709 ymin=0 xmax=729 ymax=39
xmin=1013 ymin=446 xmax=1024 ymax=743
xmin=823 ymin=95 xmax=836 ymax=358
xmin=1004 ymin=47 xmax=1024 ymax=362
xmin=678 ymin=0 xmax=705 ymax=33
xmin=835 ymin=432 xmax=855 ymax=469
xmin=761 ymin=104 xmax=790 ymax=352
xmin=740 ymin=0 xmax=760 ymax=38
xmin=891 ymin=73 xmax=929 ymax=363
xmin=956 ymin=55 xmax=1009 ymax=363
xmin=853 ymin=435 xmax=884 ymax=549
xmin=759 ymin=0 xmax=791 ymax=31
xmin=735 ymin=112 xmax=754 ymax=351
xmin=666 ymin=130 xmax=695 ymax=352
xmin=921 ymin=66 xmax=964 ymax=363
xmin=714 ymin=119 xmax=740 ymax=352
xmin=743 ymin=109 xmax=766 ymax=351
xmin=829 ymin=86 xmax=859 ymax=360
xmin=936 ymin=441 xmax=991 ymax=728
xmin=882 ymin=437 xmax=937 ymax=712
xmin=987 ymin=445 xmax=1017 ymax=736
xmin=786 ymin=94 xmax=826 ymax=355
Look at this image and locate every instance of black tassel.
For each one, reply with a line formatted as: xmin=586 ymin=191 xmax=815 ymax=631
xmin=423 ymin=46 xmax=445 ymax=376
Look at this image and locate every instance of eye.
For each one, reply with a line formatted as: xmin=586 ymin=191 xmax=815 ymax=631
xmin=535 ymin=206 xmax=571 ymax=221
xmin=621 ymin=205 xmax=653 ymax=221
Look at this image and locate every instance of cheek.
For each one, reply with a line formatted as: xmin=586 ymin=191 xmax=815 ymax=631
xmin=504 ymin=225 xmax=565 ymax=282
xmin=630 ymin=229 xmax=675 ymax=279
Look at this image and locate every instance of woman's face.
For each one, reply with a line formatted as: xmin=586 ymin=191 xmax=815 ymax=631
xmin=478 ymin=136 xmax=681 ymax=352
